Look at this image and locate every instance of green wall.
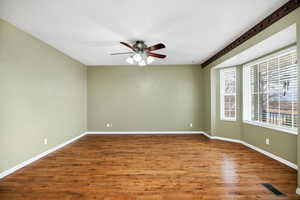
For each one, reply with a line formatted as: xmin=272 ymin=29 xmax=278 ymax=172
xmin=0 ymin=20 xmax=87 ymax=173
xmin=203 ymin=67 xmax=211 ymax=134
xmin=213 ymin=64 xmax=297 ymax=164
xmin=204 ymin=7 xmax=300 ymax=186
xmin=243 ymin=124 xmax=297 ymax=163
xmin=240 ymin=44 xmax=298 ymax=164
xmin=87 ymin=65 xmax=204 ymax=132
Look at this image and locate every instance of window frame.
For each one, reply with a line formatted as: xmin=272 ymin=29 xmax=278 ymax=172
xmin=220 ymin=67 xmax=237 ymax=121
xmin=243 ymin=45 xmax=298 ymax=135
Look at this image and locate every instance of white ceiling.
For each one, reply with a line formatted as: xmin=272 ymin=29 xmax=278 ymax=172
xmin=215 ymin=24 xmax=297 ymax=68
xmin=0 ymin=0 xmax=289 ymax=66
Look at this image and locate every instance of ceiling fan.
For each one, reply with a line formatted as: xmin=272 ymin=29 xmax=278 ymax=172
xmin=111 ymin=41 xmax=166 ymax=66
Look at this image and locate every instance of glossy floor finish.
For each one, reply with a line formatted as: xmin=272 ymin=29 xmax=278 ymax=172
xmin=0 ymin=134 xmax=299 ymax=200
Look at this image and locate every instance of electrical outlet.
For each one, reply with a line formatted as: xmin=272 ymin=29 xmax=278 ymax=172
xmin=266 ymin=138 xmax=270 ymax=145
xmin=44 ymin=138 xmax=48 ymax=145
xmin=190 ymin=123 xmax=193 ymax=127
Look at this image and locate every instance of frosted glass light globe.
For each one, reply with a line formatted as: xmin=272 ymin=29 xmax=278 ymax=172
xmin=133 ymin=54 xmax=142 ymax=62
xmin=147 ymin=56 xmax=154 ymax=64
xmin=126 ymin=57 xmax=134 ymax=64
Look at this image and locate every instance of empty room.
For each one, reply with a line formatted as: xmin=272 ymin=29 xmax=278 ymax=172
xmin=1 ymin=0 xmax=300 ymax=199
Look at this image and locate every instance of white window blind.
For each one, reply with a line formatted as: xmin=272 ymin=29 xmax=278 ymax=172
xmin=220 ymin=68 xmax=236 ymax=121
xmin=243 ymin=47 xmax=298 ymax=133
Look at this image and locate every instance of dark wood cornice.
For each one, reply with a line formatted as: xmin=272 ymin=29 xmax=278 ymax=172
xmin=201 ymin=0 xmax=300 ymax=68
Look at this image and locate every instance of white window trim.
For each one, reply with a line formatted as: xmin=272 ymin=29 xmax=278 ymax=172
xmin=243 ymin=45 xmax=298 ymax=135
xmin=220 ymin=67 xmax=237 ymax=121
xmin=244 ymin=120 xmax=297 ymax=135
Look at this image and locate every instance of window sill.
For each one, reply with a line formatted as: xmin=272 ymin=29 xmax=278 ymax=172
xmin=221 ymin=118 xmax=236 ymax=122
xmin=243 ymin=121 xmax=298 ymax=135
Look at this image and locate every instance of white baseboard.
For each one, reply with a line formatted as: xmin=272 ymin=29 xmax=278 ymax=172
xmin=201 ymin=132 xmax=298 ymax=170
xmin=242 ymin=142 xmax=298 ymax=170
xmin=0 ymin=132 xmax=87 ymax=179
xmin=210 ymin=136 xmax=242 ymax=144
xmin=87 ymin=131 xmax=202 ymax=134
xmin=200 ymin=132 xmax=243 ymax=144
xmin=296 ymin=188 xmax=300 ymax=195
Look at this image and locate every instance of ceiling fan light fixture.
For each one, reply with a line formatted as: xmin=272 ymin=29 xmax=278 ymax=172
xmin=147 ymin=56 xmax=154 ymax=64
xmin=133 ymin=53 xmax=142 ymax=62
xmin=126 ymin=56 xmax=134 ymax=64
xmin=115 ymin=41 xmax=166 ymax=66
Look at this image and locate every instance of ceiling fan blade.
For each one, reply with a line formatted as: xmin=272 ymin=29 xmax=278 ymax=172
xmin=110 ymin=52 xmax=134 ymax=55
xmin=146 ymin=43 xmax=166 ymax=51
xmin=120 ymin=42 xmax=135 ymax=51
xmin=147 ymin=52 xmax=167 ymax=59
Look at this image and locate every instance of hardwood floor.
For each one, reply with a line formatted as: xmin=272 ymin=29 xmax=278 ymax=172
xmin=0 ymin=134 xmax=299 ymax=200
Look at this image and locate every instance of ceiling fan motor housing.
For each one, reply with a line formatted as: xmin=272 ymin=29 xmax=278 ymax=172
xmin=133 ymin=41 xmax=147 ymax=52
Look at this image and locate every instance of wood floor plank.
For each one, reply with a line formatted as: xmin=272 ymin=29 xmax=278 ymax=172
xmin=0 ymin=134 xmax=299 ymax=200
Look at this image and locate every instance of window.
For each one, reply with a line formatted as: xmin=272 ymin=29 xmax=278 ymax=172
xmin=243 ymin=47 xmax=298 ymax=134
xmin=220 ymin=68 xmax=236 ymax=121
